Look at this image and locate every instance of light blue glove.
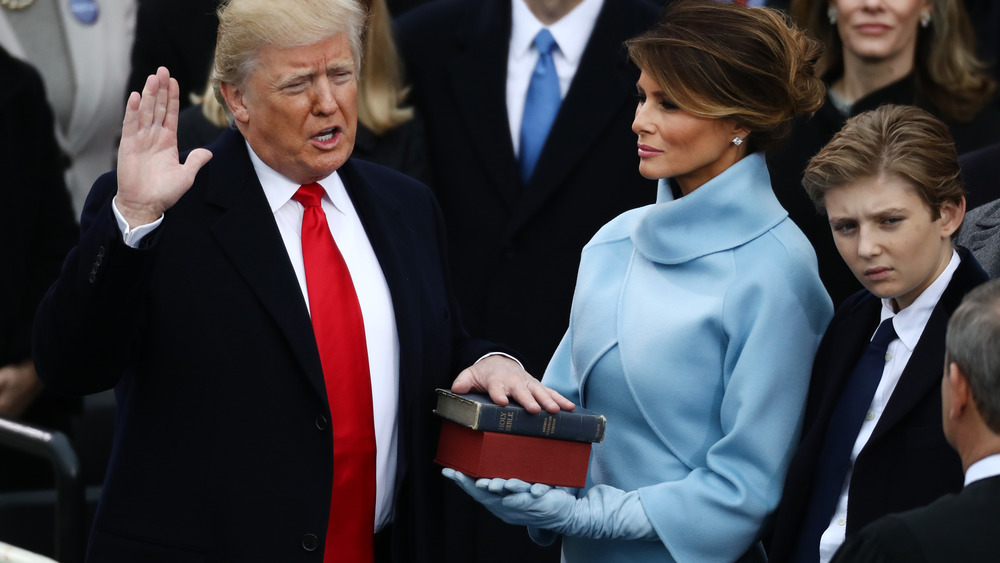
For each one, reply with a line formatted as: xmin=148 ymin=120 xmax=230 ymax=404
xmin=442 ymin=468 xmax=656 ymax=541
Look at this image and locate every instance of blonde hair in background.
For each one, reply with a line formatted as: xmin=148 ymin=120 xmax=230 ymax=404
xmin=210 ymin=0 xmax=366 ymax=123
xmin=790 ymin=0 xmax=996 ymax=122
xmin=627 ymin=0 xmax=825 ymax=154
xmin=356 ymin=0 xmax=414 ymax=135
xmin=802 ymin=104 xmax=965 ymax=225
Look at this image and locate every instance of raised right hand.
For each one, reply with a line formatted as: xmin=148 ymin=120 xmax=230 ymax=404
xmin=116 ymin=66 xmax=213 ymax=228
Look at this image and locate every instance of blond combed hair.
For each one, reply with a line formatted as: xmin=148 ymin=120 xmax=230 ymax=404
xmin=802 ymin=104 xmax=965 ymax=224
xmin=790 ymin=0 xmax=996 ymax=122
xmin=210 ymin=0 xmax=366 ymax=122
xmin=627 ymin=0 xmax=826 ymax=154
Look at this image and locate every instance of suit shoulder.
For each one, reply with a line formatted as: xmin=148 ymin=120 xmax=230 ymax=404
xmin=395 ymin=0 xmax=468 ymax=42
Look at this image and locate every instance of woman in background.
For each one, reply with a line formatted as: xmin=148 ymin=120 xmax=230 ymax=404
xmin=0 ymin=0 xmax=136 ymax=216
xmin=768 ymin=0 xmax=999 ymax=306
xmin=446 ymin=2 xmax=834 ymax=561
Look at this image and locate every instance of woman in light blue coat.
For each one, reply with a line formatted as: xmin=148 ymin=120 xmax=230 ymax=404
xmin=448 ymin=1 xmax=835 ymax=560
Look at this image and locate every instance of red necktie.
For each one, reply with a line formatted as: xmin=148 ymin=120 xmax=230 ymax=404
xmin=294 ymin=183 xmax=376 ymax=563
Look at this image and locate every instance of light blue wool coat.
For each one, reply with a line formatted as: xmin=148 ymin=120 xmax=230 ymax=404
xmin=540 ymin=154 xmax=834 ymax=562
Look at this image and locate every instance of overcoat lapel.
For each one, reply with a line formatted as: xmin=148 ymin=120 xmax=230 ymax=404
xmin=202 ymin=130 xmax=328 ymax=403
xmin=338 ymin=159 xmax=422 ymax=406
xmin=446 ymin=0 xmax=522 ymax=211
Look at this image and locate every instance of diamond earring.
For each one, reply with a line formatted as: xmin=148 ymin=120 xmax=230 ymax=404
xmin=732 ymin=137 xmax=744 ymax=147
xmin=827 ymin=6 xmax=837 ymax=25
xmin=920 ymin=10 xmax=931 ymax=28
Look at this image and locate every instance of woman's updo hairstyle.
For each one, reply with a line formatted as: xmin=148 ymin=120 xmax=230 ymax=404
xmin=627 ymin=0 xmax=825 ymax=153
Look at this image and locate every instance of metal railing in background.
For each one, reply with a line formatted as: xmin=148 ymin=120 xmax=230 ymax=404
xmin=0 ymin=418 xmax=84 ymax=563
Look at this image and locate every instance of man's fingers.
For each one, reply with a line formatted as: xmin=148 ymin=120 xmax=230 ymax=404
xmin=506 ymin=384 xmax=540 ymax=413
xmin=152 ymin=67 xmax=170 ymax=127
xmin=137 ymin=73 xmax=159 ymax=130
xmin=163 ymin=76 xmax=181 ymax=133
xmin=450 ymin=369 xmax=476 ymax=394
xmin=183 ymin=149 xmax=214 ymax=177
xmin=122 ymin=91 xmax=141 ymax=138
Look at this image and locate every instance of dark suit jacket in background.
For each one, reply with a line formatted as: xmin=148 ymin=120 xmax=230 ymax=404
xmin=830 ymin=475 xmax=1000 ymax=563
xmin=767 ymin=248 xmax=989 ymax=562
xmin=960 ymin=142 xmax=1000 ymax=213
xmin=32 ymin=128 xmax=500 ymax=562
xmin=127 ymin=0 xmax=221 ymax=109
xmin=957 ymin=197 xmax=1000 ymax=279
xmin=395 ymin=2 xmax=660 ymax=560
xmin=0 ymin=47 xmax=79 ymax=490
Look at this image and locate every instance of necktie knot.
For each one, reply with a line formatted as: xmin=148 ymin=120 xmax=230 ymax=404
xmin=534 ymin=28 xmax=557 ymax=56
xmin=870 ymin=318 xmax=898 ymax=352
xmin=293 ymin=183 xmax=325 ymax=208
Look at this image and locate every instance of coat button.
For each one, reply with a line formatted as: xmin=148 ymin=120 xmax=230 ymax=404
xmin=302 ymin=534 xmax=319 ymax=552
xmin=315 ymin=415 xmax=328 ymax=431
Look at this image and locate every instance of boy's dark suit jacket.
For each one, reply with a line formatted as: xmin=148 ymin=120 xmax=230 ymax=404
xmin=767 ymin=247 xmax=988 ymax=562
xmin=830 ymin=475 xmax=1000 ymax=563
xmin=32 ymin=128 xmax=500 ymax=562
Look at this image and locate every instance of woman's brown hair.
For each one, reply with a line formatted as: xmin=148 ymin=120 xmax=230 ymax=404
xmin=627 ymin=0 xmax=825 ymax=154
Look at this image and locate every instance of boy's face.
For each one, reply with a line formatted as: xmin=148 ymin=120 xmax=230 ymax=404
xmin=825 ymin=174 xmax=963 ymax=311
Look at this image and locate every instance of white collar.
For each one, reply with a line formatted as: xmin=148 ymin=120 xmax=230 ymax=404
xmin=965 ymin=453 xmax=1000 ymax=487
xmin=879 ymin=250 xmax=960 ymax=351
xmin=509 ymin=0 xmax=603 ymax=67
xmin=246 ymin=141 xmax=350 ymax=217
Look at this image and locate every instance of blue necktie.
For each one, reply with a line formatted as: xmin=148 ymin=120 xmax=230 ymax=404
xmin=519 ymin=29 xmax=561 ymax=183
xmin=791 ymin=318 xmax=898 ymax=562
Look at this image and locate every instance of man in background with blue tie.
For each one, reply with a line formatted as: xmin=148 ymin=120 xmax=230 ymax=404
xmin=395 ymin=0 xmax=659 ymax=560
xmin=30 ymin=0 xmax=566 ymax=561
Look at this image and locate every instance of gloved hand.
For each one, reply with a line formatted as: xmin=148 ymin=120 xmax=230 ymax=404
xmin=442 ymin=468 xmax=656 ymax=541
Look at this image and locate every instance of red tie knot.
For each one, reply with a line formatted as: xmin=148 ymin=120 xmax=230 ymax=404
xmin=293 ymin=182 xmax=325 ymax=208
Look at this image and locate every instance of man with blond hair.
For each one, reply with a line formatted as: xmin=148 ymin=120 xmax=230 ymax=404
xmin=32 ymin=0 xmax=562 ymax=561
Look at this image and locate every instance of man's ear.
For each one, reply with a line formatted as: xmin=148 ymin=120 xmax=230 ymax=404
xmin=220 ymin=82 xmax=250 ymax=125
xmin=947 ymin=362 xmax=972 ymax=420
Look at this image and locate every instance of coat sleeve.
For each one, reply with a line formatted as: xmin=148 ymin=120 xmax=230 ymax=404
xmin=32 ymin=173 xmax=158 ymax=395
xmin=638 ymin=234 xmax=833 ymax=562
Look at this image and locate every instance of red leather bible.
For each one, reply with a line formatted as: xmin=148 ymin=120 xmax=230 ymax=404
xmin=435 ymin=419 xmax=592 ymax=488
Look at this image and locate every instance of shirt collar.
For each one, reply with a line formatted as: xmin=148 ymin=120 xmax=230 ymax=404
xmin=246 ymin=140 xmax=349 ymax=217
xmin=965 ymin=453 xmax=1000 ymax=487
xmin=510 ymin=0 xmax=603 ymax=66
xmin=879 ymin=250 xmax=960 ymax=352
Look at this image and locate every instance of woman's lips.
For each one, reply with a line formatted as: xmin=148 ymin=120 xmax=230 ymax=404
xmin=637 ymin=144 xmax=662 ymax=158
xmin=854 ymin=23 xmax=892 ymax=35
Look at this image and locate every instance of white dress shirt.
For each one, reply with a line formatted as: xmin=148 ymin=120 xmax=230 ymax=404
xmin=506 ymin=0 xmax=603 ymax=156
xmin=818 ymin=250 xmax=961 ymax=562
xmin=114 ymin=143 xmax=401 ymax=531
xmin=965 ymin=453 xmax=1000 ymax=487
